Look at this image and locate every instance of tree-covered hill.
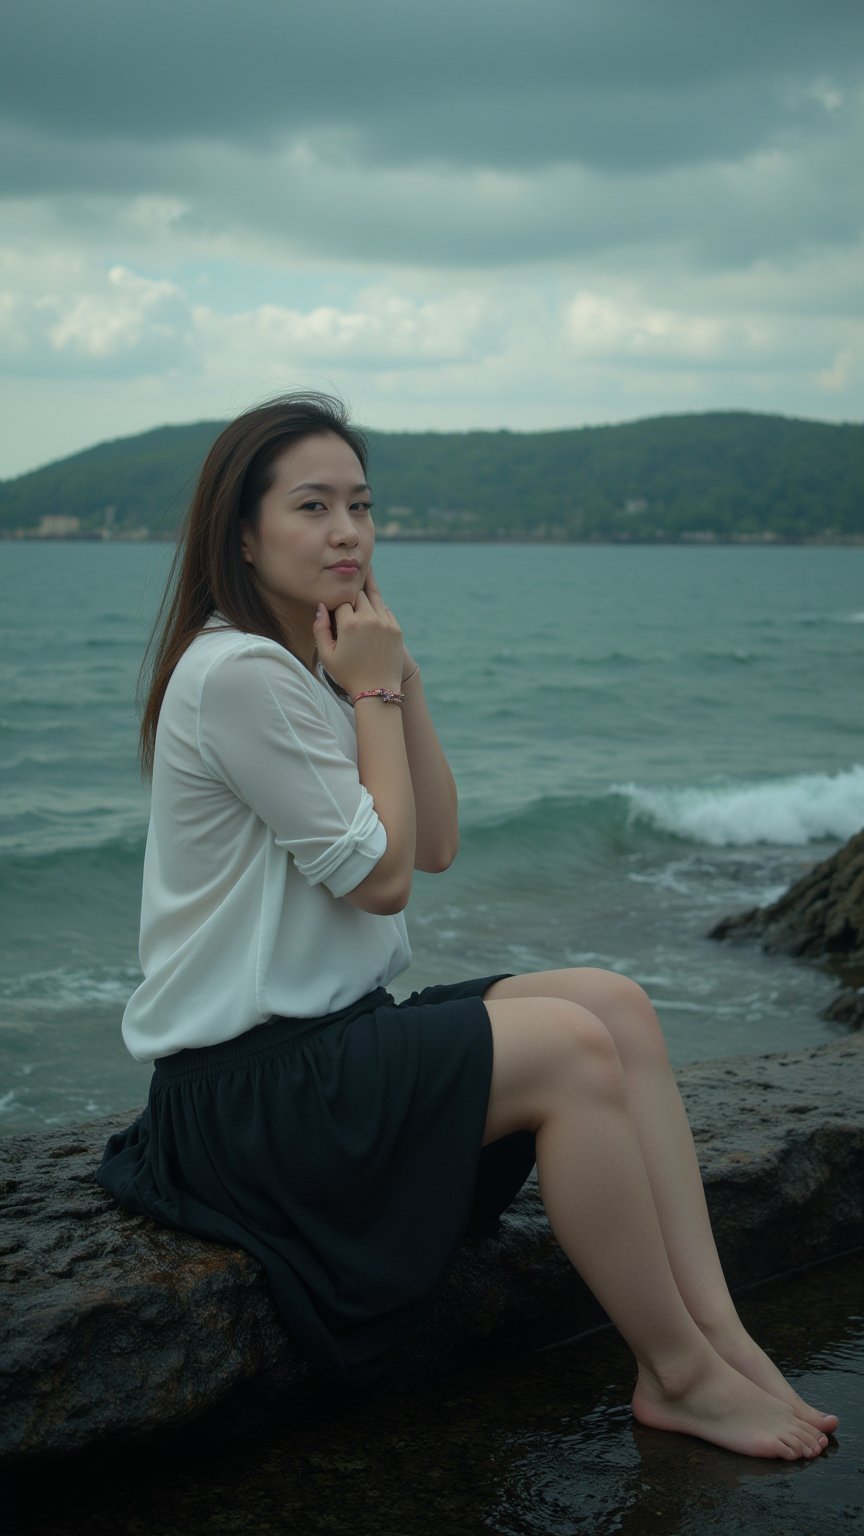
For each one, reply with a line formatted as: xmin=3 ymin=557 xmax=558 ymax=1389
xmin=1 ymin=411 xmax=861 ymax=542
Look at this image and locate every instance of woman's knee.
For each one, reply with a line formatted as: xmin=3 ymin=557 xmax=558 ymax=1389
xmin=581 ymin=970 xmax=670 ymax=1067
xmin=489 ymin=967 xmax=670 ymax=1069
xmin=483 ymin=996 xmax=624 ymax=1140
xmin=542 ymin=999 xmax=627 ymax=1110
xmin=536 ymin=996 xmax=621 ymax=1076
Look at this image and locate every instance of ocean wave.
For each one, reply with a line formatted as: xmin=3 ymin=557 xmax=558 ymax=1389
xmin=0 ymin=963 xmax=140 ymax=1008
xmin=692 ymin=648 xmax=757 ymax=666
xmin=0 ymin=833 xmax=146 ymax=891
xmin=463 ymin=790 xmax=606 ymax=838
xmin=0 ymin=1090 xmax=32 ymax=1120
xmin=589 ymin=650 xmax=653 ymax=668
xmin=0 ymin=747 xmax=69 ymax=772
xmin=613 ymin=765 xmax=864 ymax=847
xmin=4 ymin=767 xmax=858 ymax=894
xmin=84 ymin=636 xmax=141 ymax=649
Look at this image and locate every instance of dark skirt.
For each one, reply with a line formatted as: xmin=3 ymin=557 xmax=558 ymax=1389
xmin=96 ymin=975 xmax=536 ymax=1378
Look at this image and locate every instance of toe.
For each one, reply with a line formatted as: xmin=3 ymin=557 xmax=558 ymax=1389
xmin=779 ymin=1433 xmax=804 ymax=1460
xmin=800 ymin=1404 xmax=838 ymax=1432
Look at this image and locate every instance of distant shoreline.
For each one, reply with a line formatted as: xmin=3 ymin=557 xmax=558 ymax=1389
xmin=4 ymin=533 xmax=864 ymax=548
xmin=3 ymin=414 xmax=861 ymax=545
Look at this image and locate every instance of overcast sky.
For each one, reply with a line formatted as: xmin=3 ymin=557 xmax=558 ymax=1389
xmin=1 ymin=0 xmax=862 ymax=478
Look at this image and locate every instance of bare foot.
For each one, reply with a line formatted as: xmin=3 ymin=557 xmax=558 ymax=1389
xmin=632 ymin=1342 xmax=831 ymax=1460
xmin=701 ymin=1319 xmax=839 ymax=1436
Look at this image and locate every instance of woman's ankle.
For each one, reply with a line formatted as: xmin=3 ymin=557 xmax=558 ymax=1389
xmin=696 ymin=1307 xmax=751 ymax=1353
xmin=635 ymin=1333 xmax=718 ymax=1401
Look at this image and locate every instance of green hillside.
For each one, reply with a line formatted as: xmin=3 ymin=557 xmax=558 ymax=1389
xmin=1 ymin=411 xmax=861 ymax=543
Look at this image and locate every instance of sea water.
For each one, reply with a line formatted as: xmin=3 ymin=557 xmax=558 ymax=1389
xmin=1 ymin=541 xmax=862 ymax=1134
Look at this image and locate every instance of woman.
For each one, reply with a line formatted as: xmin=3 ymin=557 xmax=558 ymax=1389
xmin=99 ymin=393 xmax=837 ymax=1460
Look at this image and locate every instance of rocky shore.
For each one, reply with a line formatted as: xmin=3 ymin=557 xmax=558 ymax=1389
xmin=3 ymin=1033 xmax=863 ymax=1465
xmin=4 ymin=829 xmax=862 ymax=1467
xmin=710 ymin=826 xmax=864 ymax=1027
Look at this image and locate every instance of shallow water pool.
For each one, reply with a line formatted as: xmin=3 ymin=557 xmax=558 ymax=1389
xmin=9 ymin=1252 xmax=862 ymax=1536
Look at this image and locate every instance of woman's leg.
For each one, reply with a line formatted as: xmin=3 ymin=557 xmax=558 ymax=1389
xmin=485 ymin=969 xmax=838 ymax=1434
xmin=482 ymin=992 xmax=833 ymax=1458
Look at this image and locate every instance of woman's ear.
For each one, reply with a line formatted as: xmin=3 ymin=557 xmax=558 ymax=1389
xmin=239 ymin=521 xmax=255 ymax=565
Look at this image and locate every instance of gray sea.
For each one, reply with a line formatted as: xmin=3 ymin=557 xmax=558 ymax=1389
xmin=1 ymin=541 xmax=862 ymax=1133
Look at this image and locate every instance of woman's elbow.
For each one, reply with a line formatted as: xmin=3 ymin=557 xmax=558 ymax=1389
xmin=422 ymin=848 xmax=458 ymax=875
xmin=416 ymin=833 xmax=459 ymax=874
xmin=343 ymin=869 xmax=412 ymax=915
xmin=367 ymin=880 xmax=412 ymax=915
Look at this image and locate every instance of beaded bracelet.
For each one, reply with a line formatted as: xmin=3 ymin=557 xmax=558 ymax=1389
xmin=352 ymin=688 xmax=406 ymax=708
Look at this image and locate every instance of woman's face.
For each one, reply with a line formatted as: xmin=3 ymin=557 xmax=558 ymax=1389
xmin=241 ymin=432 xmax=374 ymax=639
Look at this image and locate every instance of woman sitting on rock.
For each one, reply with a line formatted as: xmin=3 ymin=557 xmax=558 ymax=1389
xmin=99 ymin=393 xmax=837 ymax=1460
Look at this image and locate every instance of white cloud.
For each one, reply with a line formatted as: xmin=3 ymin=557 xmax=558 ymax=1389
xmin=807 ymin=78 xmax=845 ymax=114
xmin=818 ymin=349 xmax=855 ymax=392
xmin=116 ymin=197 xmax=189 ymax=238
xmin=564 ymin=291 xmax=778 ymax=368
xmin=0 ymin=266 xmax=501 ymax=382
xmin=0 ymin=265 xmax=193 ymax=375
xmin=48 ymin=266 xmax=189 ymax=360
xmin=0 ymin=250 xmax=860 ymax=481
xmin=191 ymin=287 xmax=498 ymax=376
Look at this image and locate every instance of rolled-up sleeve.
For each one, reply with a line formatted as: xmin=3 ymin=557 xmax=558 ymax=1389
xmin=196 ymin=644 xmax=386 ymax=897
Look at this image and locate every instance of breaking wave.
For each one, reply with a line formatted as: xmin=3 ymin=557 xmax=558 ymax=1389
xmin=613 ymin=764 xmax=864 ymax=847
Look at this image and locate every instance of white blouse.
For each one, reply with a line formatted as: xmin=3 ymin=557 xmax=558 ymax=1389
xmin=122 ymin=621 xmax=411 ymax=1061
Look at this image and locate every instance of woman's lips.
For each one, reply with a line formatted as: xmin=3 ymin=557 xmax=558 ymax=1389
xmin=327 ymin=562 xmax=360 ymax=573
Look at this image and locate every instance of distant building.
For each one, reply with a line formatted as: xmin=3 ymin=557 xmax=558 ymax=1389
xmin=36 ymin=515 xmax=81 ymax=538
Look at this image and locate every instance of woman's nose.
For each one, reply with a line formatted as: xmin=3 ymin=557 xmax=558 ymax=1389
xmin=330 ymin=508 xmax=360 ymax=543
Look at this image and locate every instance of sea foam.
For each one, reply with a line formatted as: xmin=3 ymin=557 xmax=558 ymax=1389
xmin=614 ymin=764 xmax=864 ymax=847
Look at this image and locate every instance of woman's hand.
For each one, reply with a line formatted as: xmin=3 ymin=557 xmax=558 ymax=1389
xmin=364 ymin=570 xmax=418 ymax=684
xmin=313 ymin=570 xmax=404 ymax=699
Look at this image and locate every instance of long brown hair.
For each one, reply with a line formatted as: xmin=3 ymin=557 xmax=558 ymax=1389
xmin=138 ymin=392 xmax=368 ymax=775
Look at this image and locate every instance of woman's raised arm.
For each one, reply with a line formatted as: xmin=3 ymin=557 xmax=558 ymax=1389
xmin=360 ymin=570 xmax=458 ymax=874
xmin=313 ymin=583 xmax=417 ymax=913
xmin=398 ymin=657 xmax=459 ymax=873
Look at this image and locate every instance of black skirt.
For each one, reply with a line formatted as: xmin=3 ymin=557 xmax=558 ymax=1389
xmin=96 ymin=976 xmax=536 ymax=1378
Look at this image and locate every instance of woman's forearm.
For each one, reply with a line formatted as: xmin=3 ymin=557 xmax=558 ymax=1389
xmin=346 ymin=699 xmax=417 ymax=913
xmin=400 ymin=664 xmax=459 ymax=872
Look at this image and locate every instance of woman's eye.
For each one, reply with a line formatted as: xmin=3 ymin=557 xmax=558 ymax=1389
xmin=300 ymin=501 xmax=326 ymax=513
xmin=351 ymin=501 xmax=373 ymax=515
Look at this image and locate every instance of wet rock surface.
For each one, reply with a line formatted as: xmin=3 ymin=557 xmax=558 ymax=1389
xmin=710 ymin=829 xmax=864 ymax=1026
xmin=824 ymin=985 xmax=864 ymax=1028
xmin=9 ymin=1253 xmax=863 ymax=1536
xmin=2 ymin=1034 xmax=863 ymax=1465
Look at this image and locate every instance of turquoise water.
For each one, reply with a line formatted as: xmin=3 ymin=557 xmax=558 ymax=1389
xmin=1 ymin=542 xmax=862 ymax=1132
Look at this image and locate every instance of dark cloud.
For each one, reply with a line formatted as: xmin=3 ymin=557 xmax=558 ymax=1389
xmin=1 ymin=0 xmax=861 ymax=476
xmin=2 ymin=0 xmax=862 ymax=175
xmin=3 ymin=100 xmax=859 ymax=275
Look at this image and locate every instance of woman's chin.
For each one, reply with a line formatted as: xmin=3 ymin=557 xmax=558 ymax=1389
xmin=321 ymin=576 xmax=364 ymax=606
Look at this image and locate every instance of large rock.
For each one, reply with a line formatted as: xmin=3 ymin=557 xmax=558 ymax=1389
xmin=824 ymin=986 xmax=864 ymax=1028
xmin=709 ymin=827 xmax=864 ymax=964
xmin=2 ymin=1035 xmax=863 ymax=1464
xmin=710 ymin=827 xmax=864 ymax=1025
